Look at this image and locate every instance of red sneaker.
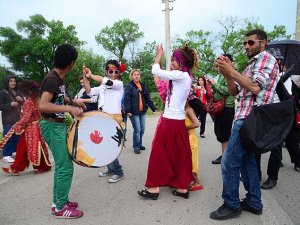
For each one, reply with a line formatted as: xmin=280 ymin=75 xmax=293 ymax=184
xmin=54 ymin=204 xmax=83 ymax=219
xmin=51 ymin=201 xmax=79 ymax=214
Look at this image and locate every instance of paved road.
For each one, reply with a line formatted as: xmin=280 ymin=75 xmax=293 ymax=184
xmin=0 ymin=115 xmax=299 ymax=225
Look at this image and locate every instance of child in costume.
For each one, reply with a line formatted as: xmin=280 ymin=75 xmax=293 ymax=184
xmin=2 ymin=80 xmax=51 ymax=175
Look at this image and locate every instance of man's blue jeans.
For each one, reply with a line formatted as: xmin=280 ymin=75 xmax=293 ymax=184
xmin=107 ymin=158 xmax=123 ymax=176
xmin=221 ymin=119 xmax=263 ymax=210
xmin=129 ymin=113 xmax=146 ymax=151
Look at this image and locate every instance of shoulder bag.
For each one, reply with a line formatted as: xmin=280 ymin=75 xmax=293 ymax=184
xmin=239 ymin=80 xmax=294 ymax=154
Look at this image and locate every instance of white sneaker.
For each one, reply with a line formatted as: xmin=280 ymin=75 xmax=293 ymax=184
xmin=12 ymin=152 xmax=16 ymax=158
xmin=98 ymin=170 xmax=112 ymax=177
xmin=2 ymin=156 xmax=15 ymax=163
xmin=108 ymin=174 xmax=124 ymax=183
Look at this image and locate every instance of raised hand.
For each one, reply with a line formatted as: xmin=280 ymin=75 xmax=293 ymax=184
xmin=156 ymin=44 xmax=164 ymax=58
xmin=83 ymin=64 xmax=92 ymax=78
xmin=154 ymin=44 xmax=164 ymax=64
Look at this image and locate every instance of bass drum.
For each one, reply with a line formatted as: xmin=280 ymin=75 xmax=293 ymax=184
xmin=67 ymin=111 xmax=124 ymax=168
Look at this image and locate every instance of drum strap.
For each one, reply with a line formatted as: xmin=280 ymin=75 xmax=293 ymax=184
xmin=72 ymin=120 xmax=80 ymax=159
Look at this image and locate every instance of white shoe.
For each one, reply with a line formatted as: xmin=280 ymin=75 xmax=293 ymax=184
xmin=108 ymin=174 xmax=124 ymax=183
xmin=2 ymin=156 xmax=15 ymax=163
xmin=98 ymin=170 xmax=112 ymax=177
xmin=12 ymin=152 xmax=16 ymax=158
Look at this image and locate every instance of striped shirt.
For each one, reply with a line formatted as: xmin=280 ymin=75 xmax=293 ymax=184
xmin=235 ymin=51 xmax=279 ymax=121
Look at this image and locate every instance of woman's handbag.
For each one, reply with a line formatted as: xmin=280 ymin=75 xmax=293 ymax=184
xmin=206 ymin=97 xmax=226 ymax=117
xmin=239 ymin=80 xmax=294 ymax=154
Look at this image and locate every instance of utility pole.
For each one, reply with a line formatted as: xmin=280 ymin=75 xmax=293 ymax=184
xmin=162 ymin=0 xmax=174 ymax=70
xmin=296 ymin=0 xmax=300 ymax=40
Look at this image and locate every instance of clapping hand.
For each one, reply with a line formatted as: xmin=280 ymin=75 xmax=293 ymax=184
xmin=154 ymin=44 xmax=164 ymax=64
xmin=214 ymin=55 xmax=234 ymax=78
xmin=156 ymin=44 xmax=164 ymax=58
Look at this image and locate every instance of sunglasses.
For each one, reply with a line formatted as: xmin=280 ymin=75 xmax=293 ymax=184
xmin=243 ymin=40 xmax=262 ymax=47
xmin=108 ymin=70 xmax=119 ymax=74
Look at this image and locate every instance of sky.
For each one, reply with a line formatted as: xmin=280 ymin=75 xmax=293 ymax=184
xmin=0 ymin=0 xmax=297 ymax=67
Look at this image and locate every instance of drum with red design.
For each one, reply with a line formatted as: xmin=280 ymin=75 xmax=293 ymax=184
xmin=67 ymin=111 xmax=124 ymax=168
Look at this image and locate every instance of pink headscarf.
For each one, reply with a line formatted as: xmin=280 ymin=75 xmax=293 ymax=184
xmin=172 ymin=49 xmax=191 ymax=73
xmin=166 ymin=49 xmax=194 ymax=105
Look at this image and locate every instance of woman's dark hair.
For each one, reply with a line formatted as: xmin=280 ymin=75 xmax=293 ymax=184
xmin=180 ymin=46 xmax=198 ymax=72
xmin=188 ymin=98 xmax=202 ymax=118
xmin=19 ymin=80 xmax=40 ymax=99
xmin=54 ymin=43 xmax=78 ymax=69
xmin=197 ymin=76 xmax=207 ymax=87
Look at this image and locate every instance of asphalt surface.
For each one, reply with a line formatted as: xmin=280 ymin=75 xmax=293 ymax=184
xmin=0 ymin=114 xmax=299 ymax=225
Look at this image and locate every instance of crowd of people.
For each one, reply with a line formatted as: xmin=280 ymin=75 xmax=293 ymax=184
xmin=0 ymin=28 xmax=300 ymax=221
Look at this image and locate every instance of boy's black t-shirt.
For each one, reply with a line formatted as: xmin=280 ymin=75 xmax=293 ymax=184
xmin=40 ymin=70 xmax=65 ymax=119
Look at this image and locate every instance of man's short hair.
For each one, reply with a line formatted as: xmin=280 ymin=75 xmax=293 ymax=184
xmin=54 ymin=43 xmax=78 ymax=69
xmin=245 ymin=29 xmax=268 ymax=41
xmin=105 ymin=59 xmax=120 ymax=70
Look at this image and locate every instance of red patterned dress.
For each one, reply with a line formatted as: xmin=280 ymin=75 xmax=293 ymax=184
xmin=5 ymin=98 xmax=51 ymax=174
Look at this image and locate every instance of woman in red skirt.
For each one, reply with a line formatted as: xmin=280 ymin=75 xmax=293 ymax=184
xmin=2 ymin=80 xmax=51 ymax=175
xmin=138 ymin=44 xmax=198 ymax=200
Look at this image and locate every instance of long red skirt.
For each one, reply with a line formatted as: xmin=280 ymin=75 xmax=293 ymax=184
xmin=10 ymin=133 xmax=51 ymax=173
xmin=145 ymin=117 xmax=193 ymax=189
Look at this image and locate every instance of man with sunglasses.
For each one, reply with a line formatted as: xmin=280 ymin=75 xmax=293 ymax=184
xmin=210 ymin=29 xmax=279 ymax=220
xmin=83 ymin=59 xmax=125 ymax=183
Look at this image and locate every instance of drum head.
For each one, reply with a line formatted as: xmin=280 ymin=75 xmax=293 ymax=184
xmin=67 ymin=111 xmax=124 ymax=168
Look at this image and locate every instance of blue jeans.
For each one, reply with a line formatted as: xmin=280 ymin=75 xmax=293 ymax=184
xmin=122 ymin=116 xmax=128 ymax=139
xmin=221 ymin=119 xmax=263 ymax=210
xmin=107 ymin=158 xmax=123 ymax=176
xmin=129 ymin=113 xmax=146 ymax=151
xmin=2 ymin=124 xmax=20 ymax=157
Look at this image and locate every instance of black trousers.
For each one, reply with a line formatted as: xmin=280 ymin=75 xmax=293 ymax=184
xmin=198 ymin=109 xmax=207 ymax=135
xmin=256 ymin=145 xmax=282 ymax=181
xmin=285 ymin=123 xmax=300 ymax=167
xmin=256 ymin=123 xmax=300 ymax=181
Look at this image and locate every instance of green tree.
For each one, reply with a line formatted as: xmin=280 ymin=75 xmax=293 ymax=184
xmin=173 ymin=30 xmax=217 ymax=76
xmin=217 ymin=16 xmax=292 ymax=71
xmin=95 ymin=19 xmax=144 ymax=62
xmin=0 ymin=14 xmax=84 ymax=82
xmin=65 ymin=49 xmax=106 ymax=97
xmin=129 ymin=42 xmax=157 ymax=92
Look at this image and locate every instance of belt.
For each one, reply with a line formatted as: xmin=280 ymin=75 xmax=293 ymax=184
xmin=42 ymin=117 xmax=65 ymax=123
